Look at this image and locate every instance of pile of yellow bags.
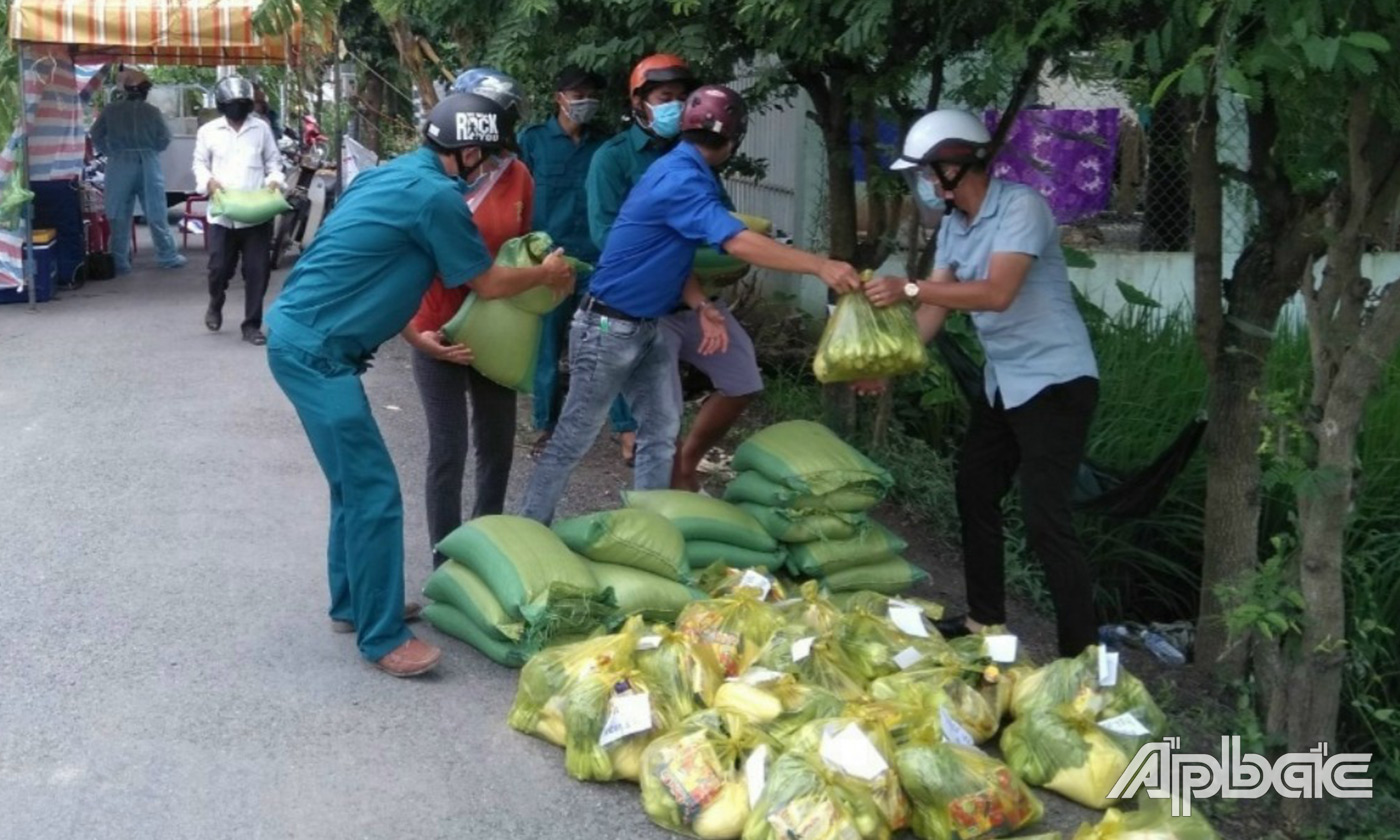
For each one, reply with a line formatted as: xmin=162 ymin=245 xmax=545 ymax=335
xmin=506 ymin=579 xmax=1198 ymax=840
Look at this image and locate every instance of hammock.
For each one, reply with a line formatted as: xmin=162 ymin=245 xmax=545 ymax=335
xmin=933 ymin=332 xmax=1206 ymax=518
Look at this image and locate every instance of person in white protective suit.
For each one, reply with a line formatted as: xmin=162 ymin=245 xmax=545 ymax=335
xmin=89 ymin=68 xmax=187 ymax=274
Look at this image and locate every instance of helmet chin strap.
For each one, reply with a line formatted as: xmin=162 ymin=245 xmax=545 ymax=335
xmin=454 ymin=148 xmax=483 ymax=180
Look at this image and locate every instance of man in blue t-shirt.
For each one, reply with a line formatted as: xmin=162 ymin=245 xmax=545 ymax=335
xmin=266 ymin=94 xmax=574 ymax=678
xmin=519 ymin=86 xmax=861 ymax=524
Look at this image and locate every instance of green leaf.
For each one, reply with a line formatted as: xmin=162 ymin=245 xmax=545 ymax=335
xmin=1116 ymin=279 xmax=1162 ymax=308
xmin=1301 ymin=36 xmax=1341 ymax=71
xmin=1146 ymin=31 xmax=1162 ymax=73
xmin=1064 ymin=247 xmax=1097 ymax=269
xmin=1340 ymin=42 xmax=1380 ymax=75
xmin=1375 ymin=708 xmax=1396 ymax=723
xmin=1196 ymin=1 xmax=1215 ymax=28
xmin=1345 ymin=31 xmax=1391 ymax=53
xmin=1179 ymin=63 xmax=1207 ymax=96
xmin=1223 ymin=67 xmax=1252 ymax=98
xmin=1151 ymin=67 xmax=1186 ymax=106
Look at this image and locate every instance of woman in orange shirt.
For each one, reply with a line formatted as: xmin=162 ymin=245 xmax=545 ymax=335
xmin=402 ymin=70 xmax=540 ymax=569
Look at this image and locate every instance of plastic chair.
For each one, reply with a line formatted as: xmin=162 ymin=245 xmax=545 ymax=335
xmin=182 ymin=195 xmax=209 ymax=249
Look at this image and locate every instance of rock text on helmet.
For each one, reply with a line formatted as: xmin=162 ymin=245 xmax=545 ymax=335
xmin=455 ymin=112 xmax=499 ymax=143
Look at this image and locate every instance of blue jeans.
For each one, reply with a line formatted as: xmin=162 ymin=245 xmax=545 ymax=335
xmin=519 ymin=309 xmax=682 ymax=523
xmin=532 ymin=289 xmax=637 ymax=434
xmin=105 ymin=149 xmax=183 ymax=271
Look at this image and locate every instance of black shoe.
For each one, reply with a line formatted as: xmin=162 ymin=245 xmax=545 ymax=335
xmin=242 ymin=329 xmax=267 ymax=346
xmin=934 ymin=615 xmax=975 ymax=639
xmin=204 ymin=306 xmax=222 ymax=332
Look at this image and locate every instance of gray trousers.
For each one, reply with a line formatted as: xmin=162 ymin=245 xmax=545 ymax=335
xmin=411 ymin=349 xmax=518 ymax=567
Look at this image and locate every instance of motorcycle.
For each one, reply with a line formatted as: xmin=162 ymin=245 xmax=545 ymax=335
xmin=270 ymin=115 xmax=335 ymax=269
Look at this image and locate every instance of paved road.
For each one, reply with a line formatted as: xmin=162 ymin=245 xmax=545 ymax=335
xmin=0 ymin=246 xmax=662 ymax=840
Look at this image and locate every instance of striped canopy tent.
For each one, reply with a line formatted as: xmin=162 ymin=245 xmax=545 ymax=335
xmin=8 ymin=0 xmax=325 ymax=67
xmin=0 ymin=1 xmax=328 ymax=303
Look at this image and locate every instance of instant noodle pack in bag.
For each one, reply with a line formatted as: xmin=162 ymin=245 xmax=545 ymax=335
xmin=677 ymin=593 xmax=783 ymax=678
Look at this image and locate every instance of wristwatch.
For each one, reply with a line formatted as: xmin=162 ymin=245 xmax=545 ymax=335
xmin=903 ymin=282 xmax=921 ymax=301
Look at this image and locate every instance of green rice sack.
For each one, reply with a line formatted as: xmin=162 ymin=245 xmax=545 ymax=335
xmin=785 ymin=523 xmax=910 ymax=577
xmin=731 ymin=420 xmax=893 ymax=499
xmin=723 ymin=470 xmax=885 ymax=514
xmin=735 ymin=502 xmax=867 ymax=543
xmin=684 ymin=540 xmax=787 ymax=571
xmin=590 ymin=562 xmax=705 ymax=625
xmin=820 ymin=557 xmax=930 ymax=595
xmin=209 ymin=187 xmax=291 ymax=225
xmin=623 ymin=489 xmax=778 ymax=552
xmin=553 ymin=508 xmax=688 ymax=582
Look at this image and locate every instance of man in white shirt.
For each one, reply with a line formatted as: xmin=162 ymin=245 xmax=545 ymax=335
xmin=193 ymin=75 xmax=286 ymax=345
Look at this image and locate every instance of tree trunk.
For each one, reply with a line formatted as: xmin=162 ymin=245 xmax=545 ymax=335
xmin=821 ymin=73 xmax=858 ymax=265
xmin=1190 ymin=95 xmax=1223 ymax=378
xmin=359 ymin=72 xmax=384 ymax=156
xmin=1141 ymin=93 xmax=1192 ymax=251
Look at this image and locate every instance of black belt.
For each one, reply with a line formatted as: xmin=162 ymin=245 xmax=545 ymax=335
xmin=670 ymin=295 xmax=721 ymax=315
xmin=580 ymin=295 xmax=647 ymax=323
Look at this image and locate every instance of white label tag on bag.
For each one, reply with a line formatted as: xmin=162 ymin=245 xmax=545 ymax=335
xmin=746 ymin=744 xmax=769 ymax=807
xmin=888 ymin=602 xmax=930 ymax=637
xmin=738 ymin=569 xmax=773 ymax=599
xmin=599 ymin=691 xmax=652 ymax=747
xmin=893 ymin=646 xmax=925 ymax=670
xmin=940 ymin=708 xmax=977 ymax=747
xmin=1099 ymin=712 xmax=1151 ymax=737
xmin=984 ymin=634 xmax=1019 ymax=663
xmin=636 ymin=635 xmax=663 ymax=651
xmin=1098 ymin=647 xmax=1120 ymax=687
xmin=820 ymin=723 xmax=889 ymax=781
xmin=734 ymin=667 xmax=784 ymax=685
xmin=792 ymin=636 xmax=816 ymax=662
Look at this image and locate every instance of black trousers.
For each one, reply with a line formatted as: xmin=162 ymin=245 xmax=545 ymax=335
xmin=955 ymin=376 xmax=1099 ymax=657
xmin=411 ymin=349 xmax=518 ymax=567
xmin=208 ymin=221 xmax=273 ymax=332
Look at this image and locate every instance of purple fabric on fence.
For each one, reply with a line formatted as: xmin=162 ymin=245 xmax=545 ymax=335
xmin=982 ymin=108 xmax=1120 ymax=224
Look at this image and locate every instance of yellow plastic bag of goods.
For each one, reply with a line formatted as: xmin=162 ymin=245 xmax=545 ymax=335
xmin=637 ymin=626 xmax=727 ymax=717
xmin=786 ymin=717 xmax=909 ymax=833
xmin=735 ymin=502 xmax=867 ymax=543
xmin=831 ymin=591 xmax=946 ymax=623
xmin=725 ymin=470 xmax=886 ymax=514
xmin=625 ymin=490 xmax=780 ymax=552
xmin=592 ymin=562 xmax=705 ymax=624
xmin=209 ymin=187 xmax=291 ymax=224
xmin=813 ymin=271 xmax=928 ymax=384
xmin=742 ymin=749 xmax=891 ymax=840
xmin=869 ymin=668 xmax=1001 ymax=745
xmin=563 ymin=661 xmax=682 ymax=782
xmin=999 ymin=704 xmax=1142 ymax=809
xmin=1009 ymin=646 xmax=1166 ymax=737
xmin=809 ymin=296 xmax=920 ymax=387
xmin=774 ymin=581 xmax=844 ymax=634
xmin=435 ymin=515 xmax=603 ymax=619
xmin=755 ymin=625 xmax=867 ymax=701
xmin=946 ymin=632 xmax=1037 ymax=722
xmin=833 ymin=608 xmax=960 ymax=684
xmin=732 ymin=421 xmax=893 ymax=501
xmin=695 ymin=565 xmax=789 ymax=603
xmin=821 ymin=557 xmax=930 ymax=595
xmin=712 ymin=669 xmax=845 ymax=732
xmin=785 ymin=523 xmax=910 ymax=578
xmin=641 ymin=709 xmax=779 ymax=839
xmin=686 ymin=540 xmax=787 ymax=571
xmin=678 ymin=593 xmax=783 ymax=678
xmin=1071 ymin=801 xmax=1220 ymax=840
xmin=554 ymin=508 xmax=689 ymax=582
xmin=895 ymin=727 xmax=1044 ymax=840
xmin=507 ymin=615 xmax=647 ymax=745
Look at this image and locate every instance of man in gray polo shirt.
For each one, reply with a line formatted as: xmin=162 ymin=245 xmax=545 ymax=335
xmin=866 ymin=109 xmax=1100 ymax=659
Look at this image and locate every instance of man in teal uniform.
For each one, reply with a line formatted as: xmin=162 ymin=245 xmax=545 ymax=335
xmin=266 ymin=93 xmax=574 ymax=678
xmin=520 ymin=65 xmax=637 ymax=460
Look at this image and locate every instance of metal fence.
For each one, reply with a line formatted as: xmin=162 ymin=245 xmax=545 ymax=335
xmin=721 ymin=71 xmax=1267 ymax=260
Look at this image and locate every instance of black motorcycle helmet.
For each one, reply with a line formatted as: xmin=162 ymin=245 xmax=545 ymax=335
xmin=422 ymin=92 xmax=514 ymax=179
xmin=214 ymin=76 xmax=255 ymax=122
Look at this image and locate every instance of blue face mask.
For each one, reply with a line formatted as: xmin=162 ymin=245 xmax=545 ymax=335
xmin=647 ymin=100 xmax=684 ymax=139
xmin=915 ymin=176 xmax=939 ymax=209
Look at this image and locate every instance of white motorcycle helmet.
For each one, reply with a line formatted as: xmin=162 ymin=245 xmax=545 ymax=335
xmin=892 ymin=109 xmax=992 ymax=221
